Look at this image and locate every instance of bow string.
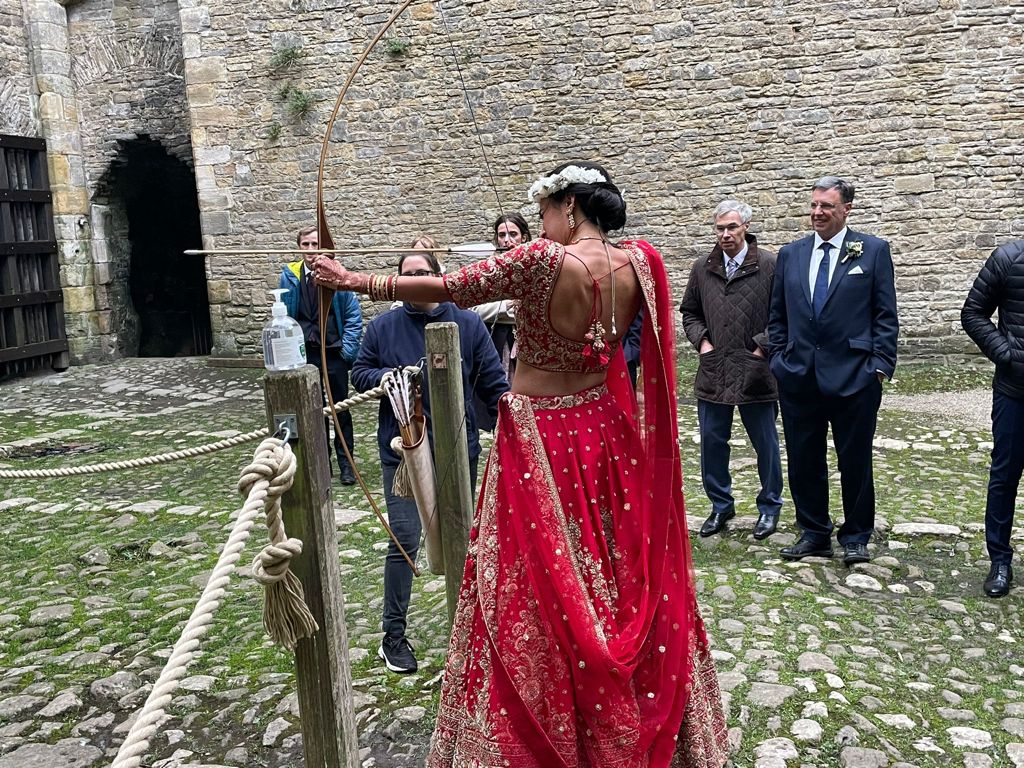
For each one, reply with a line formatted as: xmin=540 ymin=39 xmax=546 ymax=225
xmin=314 ymin=0 xmax=509 ymax=580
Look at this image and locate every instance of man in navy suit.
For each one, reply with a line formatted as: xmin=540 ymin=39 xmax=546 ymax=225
xmin=767 ymin=177 xmax=898 ymax=565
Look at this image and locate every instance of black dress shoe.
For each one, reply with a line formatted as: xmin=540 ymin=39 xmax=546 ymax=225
xmin=780 ymin=537 xmax=834 ymax=561
xmin=340 ymin=467 xmax=357 ymax=486
xmin=984 ymin=563 xmax=1013 ymax=598
xmin=752 ymin=514 xmax=779 ymax=541
xmin=842 ymin=542 xmax=870 ymax=565
xmin=699 ymin=510 xmax=735 ymax=538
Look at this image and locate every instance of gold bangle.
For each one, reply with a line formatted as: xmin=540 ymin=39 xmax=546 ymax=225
xmin=388 ymin=275 xmax=398 ymax=302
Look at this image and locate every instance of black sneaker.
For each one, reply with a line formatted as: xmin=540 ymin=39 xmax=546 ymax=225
xmin=378 ymin=634 xmax=417 ymax=673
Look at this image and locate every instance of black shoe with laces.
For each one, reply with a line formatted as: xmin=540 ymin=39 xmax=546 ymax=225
xmin=984 ymin=562 xmax=1013 ymax=598
xmin=378 ymin=634 xmax=418 ymax=673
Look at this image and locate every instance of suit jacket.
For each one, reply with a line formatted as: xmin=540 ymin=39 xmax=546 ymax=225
xmin=767 ymin=229 xmax=898 ymax=398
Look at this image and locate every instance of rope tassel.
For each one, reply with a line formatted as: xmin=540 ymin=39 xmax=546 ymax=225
xmin=252 ymin=540 xmax=319 ymax=650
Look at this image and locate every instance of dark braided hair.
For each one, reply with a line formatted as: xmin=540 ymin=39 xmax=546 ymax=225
xmin=544 ymin=161 xmax=627 ymax=232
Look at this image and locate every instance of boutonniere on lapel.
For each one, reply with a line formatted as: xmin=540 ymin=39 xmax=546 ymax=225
xmin=841 ymin=240 xmax=864 ymax=264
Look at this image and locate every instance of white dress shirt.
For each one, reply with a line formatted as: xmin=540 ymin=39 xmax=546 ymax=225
xmin=808 ymin=226 xmax=848 ymax=299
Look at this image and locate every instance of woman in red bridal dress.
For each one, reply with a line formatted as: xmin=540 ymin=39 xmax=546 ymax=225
xmin=314 ymin=161 xmax=729 ymax=768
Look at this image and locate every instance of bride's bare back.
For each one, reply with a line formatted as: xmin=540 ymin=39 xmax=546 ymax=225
xmin=514 ymin=241 xmax=642 ymax=397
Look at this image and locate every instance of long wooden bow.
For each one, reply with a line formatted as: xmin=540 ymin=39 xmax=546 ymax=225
xmin=313 ymin=0 xmax=509 ymax=580
xmin=315 ymin=0 xmax=423 ymax=576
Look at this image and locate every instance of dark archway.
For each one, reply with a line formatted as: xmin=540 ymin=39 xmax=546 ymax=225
xmin=100 ymin=136 xmax=211 ymax=357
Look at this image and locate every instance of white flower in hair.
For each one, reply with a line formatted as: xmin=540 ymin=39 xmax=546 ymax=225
xmin=527 ymin=165 xmax=608 ymax=203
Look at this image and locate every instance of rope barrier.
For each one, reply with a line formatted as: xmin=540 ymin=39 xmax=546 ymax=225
xmin=111 ymin=437 xmax=304 ymax=768
xmin=0 ymin=372 xmax=416 ymax=480
xmin=0 ymin=428 xmax=271 ymax=479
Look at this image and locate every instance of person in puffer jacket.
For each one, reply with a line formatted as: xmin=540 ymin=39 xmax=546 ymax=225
xmin=961 ymin=238 xmax=1024 ymax=598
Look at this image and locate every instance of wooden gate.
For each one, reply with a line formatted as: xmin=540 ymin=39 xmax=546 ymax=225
xmin=0 ymin=134 xmax=69 ymax=379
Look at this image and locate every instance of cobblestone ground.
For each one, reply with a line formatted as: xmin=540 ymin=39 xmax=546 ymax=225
xmin=0 ymin=359 xmax=1021 ymax=768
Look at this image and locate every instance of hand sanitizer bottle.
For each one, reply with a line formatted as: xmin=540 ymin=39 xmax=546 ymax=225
xmin=263 ymin=289 xmax=306 ymax=371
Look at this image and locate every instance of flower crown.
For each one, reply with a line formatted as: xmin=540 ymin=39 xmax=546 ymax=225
xmin=527 ymin=166 xmax=608 ymax=203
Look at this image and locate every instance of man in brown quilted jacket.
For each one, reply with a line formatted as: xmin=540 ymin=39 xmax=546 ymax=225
xmin=680 ymin=200 xmax=783 ymax=540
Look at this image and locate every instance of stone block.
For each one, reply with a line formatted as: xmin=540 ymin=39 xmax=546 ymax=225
xmin=186 ymin=82 xmax=218 ymax=107
xmin=194 ymin=144 xmax=232 ymax=165
xmin=199 ymin=189 xmax=233 ymax=210
xmin=37 ymin=91 xmax=65 ymax=121
xmin=207 ymin=279 xmax=231 ymax=304
xmin=202 ymin=210 xmax=231 ymax=235
xmin=52 ymin=186 xmax=89 ymax=216
xmin=190 ymin=105 xmax=243 ymax=124
xmin=179 ymin=6 xmax=210 ymax=33
xmin=37 ymin=49 xmax=71 ymax=77
xmin=895 ymin=174 xmax=936 ymax=194
xmin=94 ymin=263 xmax=112 ymax=284
xmin=182 ymin=34 xmax=202 ymax=58
xmin=62 ymin=286 xmax=96 ymax=313
xmin=185 ymin=56 xmax=228 ymax=84
xmin=91 ymin=310 xmax=112 ymax=334
xmin=46 ymin=152 xmax=72 ymax=186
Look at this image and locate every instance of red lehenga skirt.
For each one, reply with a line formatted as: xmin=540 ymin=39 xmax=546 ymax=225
xmin=427 ymin=385 xmax=729 ymax=768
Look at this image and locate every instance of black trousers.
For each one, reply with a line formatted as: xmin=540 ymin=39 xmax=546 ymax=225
xmin=307 ymin=346 xmax=355 ymax=474
xmin=382 ymin=458 xmax=478 ymax=638
xmin=778 ymin=377 xmax=882 ymax=546
xmin=986 ymin=390 xmax=1024 ymax=566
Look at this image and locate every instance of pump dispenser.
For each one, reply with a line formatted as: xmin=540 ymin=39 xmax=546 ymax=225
xmin=262 ymin=289 xmax=305 ymax=371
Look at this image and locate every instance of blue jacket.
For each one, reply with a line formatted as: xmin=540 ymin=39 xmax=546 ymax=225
xmin=351 ymin=302 xmax=510 ymax=467
xmin=767 ymin=230 xmax=899 ymax=398
xmin=278 ymin=261 xmax=363 ymax=362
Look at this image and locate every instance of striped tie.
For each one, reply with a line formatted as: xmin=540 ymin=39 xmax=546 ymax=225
xmin=726 ymin=257 xmax=738 ymax=280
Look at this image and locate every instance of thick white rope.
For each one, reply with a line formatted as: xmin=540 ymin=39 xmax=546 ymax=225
xmin=110 ymin=436 xmax=296 ymax=768
xmin=0 ymin=371 xmax=417 ymax=480
xmin=0 ymin=428 xmax=271 ymax=479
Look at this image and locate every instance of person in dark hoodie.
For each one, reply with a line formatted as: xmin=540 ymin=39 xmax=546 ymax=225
xmin=351 ymin=245 xmax=509 ymax=674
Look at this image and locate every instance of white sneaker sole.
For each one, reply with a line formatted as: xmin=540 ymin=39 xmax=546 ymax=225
xmin=378 ymin=643 xmax=416 ymax=673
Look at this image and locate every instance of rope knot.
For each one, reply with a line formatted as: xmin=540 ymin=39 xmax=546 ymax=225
xmin=236 ymin=438 xmax=296 ymax=501
xmin=252 ymin=538 xmax=304 ymax=585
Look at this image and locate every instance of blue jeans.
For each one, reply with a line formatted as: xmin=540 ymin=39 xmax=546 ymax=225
xmin=382 ymin=458 xmax=478 ymax=638
xmin=985 ymin=391 xmax=1024 ymax=566
xmin=697 ymin=399 xmax=783 ymax=518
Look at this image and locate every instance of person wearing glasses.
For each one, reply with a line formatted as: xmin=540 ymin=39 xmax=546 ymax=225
xmin=471 ymin=213 xmax=533 ymax=429
xmin=680 ymin=200 xmax=783 ymax=542
xmin=315 ymin=162 xmax=729 ymax=768
xmin=350 ymin=241 xmax=509 ymax=675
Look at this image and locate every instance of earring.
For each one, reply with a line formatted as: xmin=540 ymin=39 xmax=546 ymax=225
xmin=568 ymin=212 xmax=576 ymax=231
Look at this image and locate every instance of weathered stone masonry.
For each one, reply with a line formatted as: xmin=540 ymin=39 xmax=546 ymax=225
xmin=3 ymin=0 xmax=1023 ymax=363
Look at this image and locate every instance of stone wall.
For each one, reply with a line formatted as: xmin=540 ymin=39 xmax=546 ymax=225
xmin=67 ymin=0 xmax=192 ymax=186
xmin=3 ymin=0 xmax=1022 ymax=363
xmin=183 ymin=0 xmax=1024 ymax=360
xmin=0 ymin=2 xmax=39 ymax=137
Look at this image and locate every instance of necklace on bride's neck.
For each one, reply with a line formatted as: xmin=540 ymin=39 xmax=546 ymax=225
xmin=569 ymin=235 xmax=607 ymax=245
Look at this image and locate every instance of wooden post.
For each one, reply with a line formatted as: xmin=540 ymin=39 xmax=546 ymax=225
xmin=264 ymin=365 xmax=358 ymax=768
xmin=425 ymin=322 xmax=475 ymax=625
